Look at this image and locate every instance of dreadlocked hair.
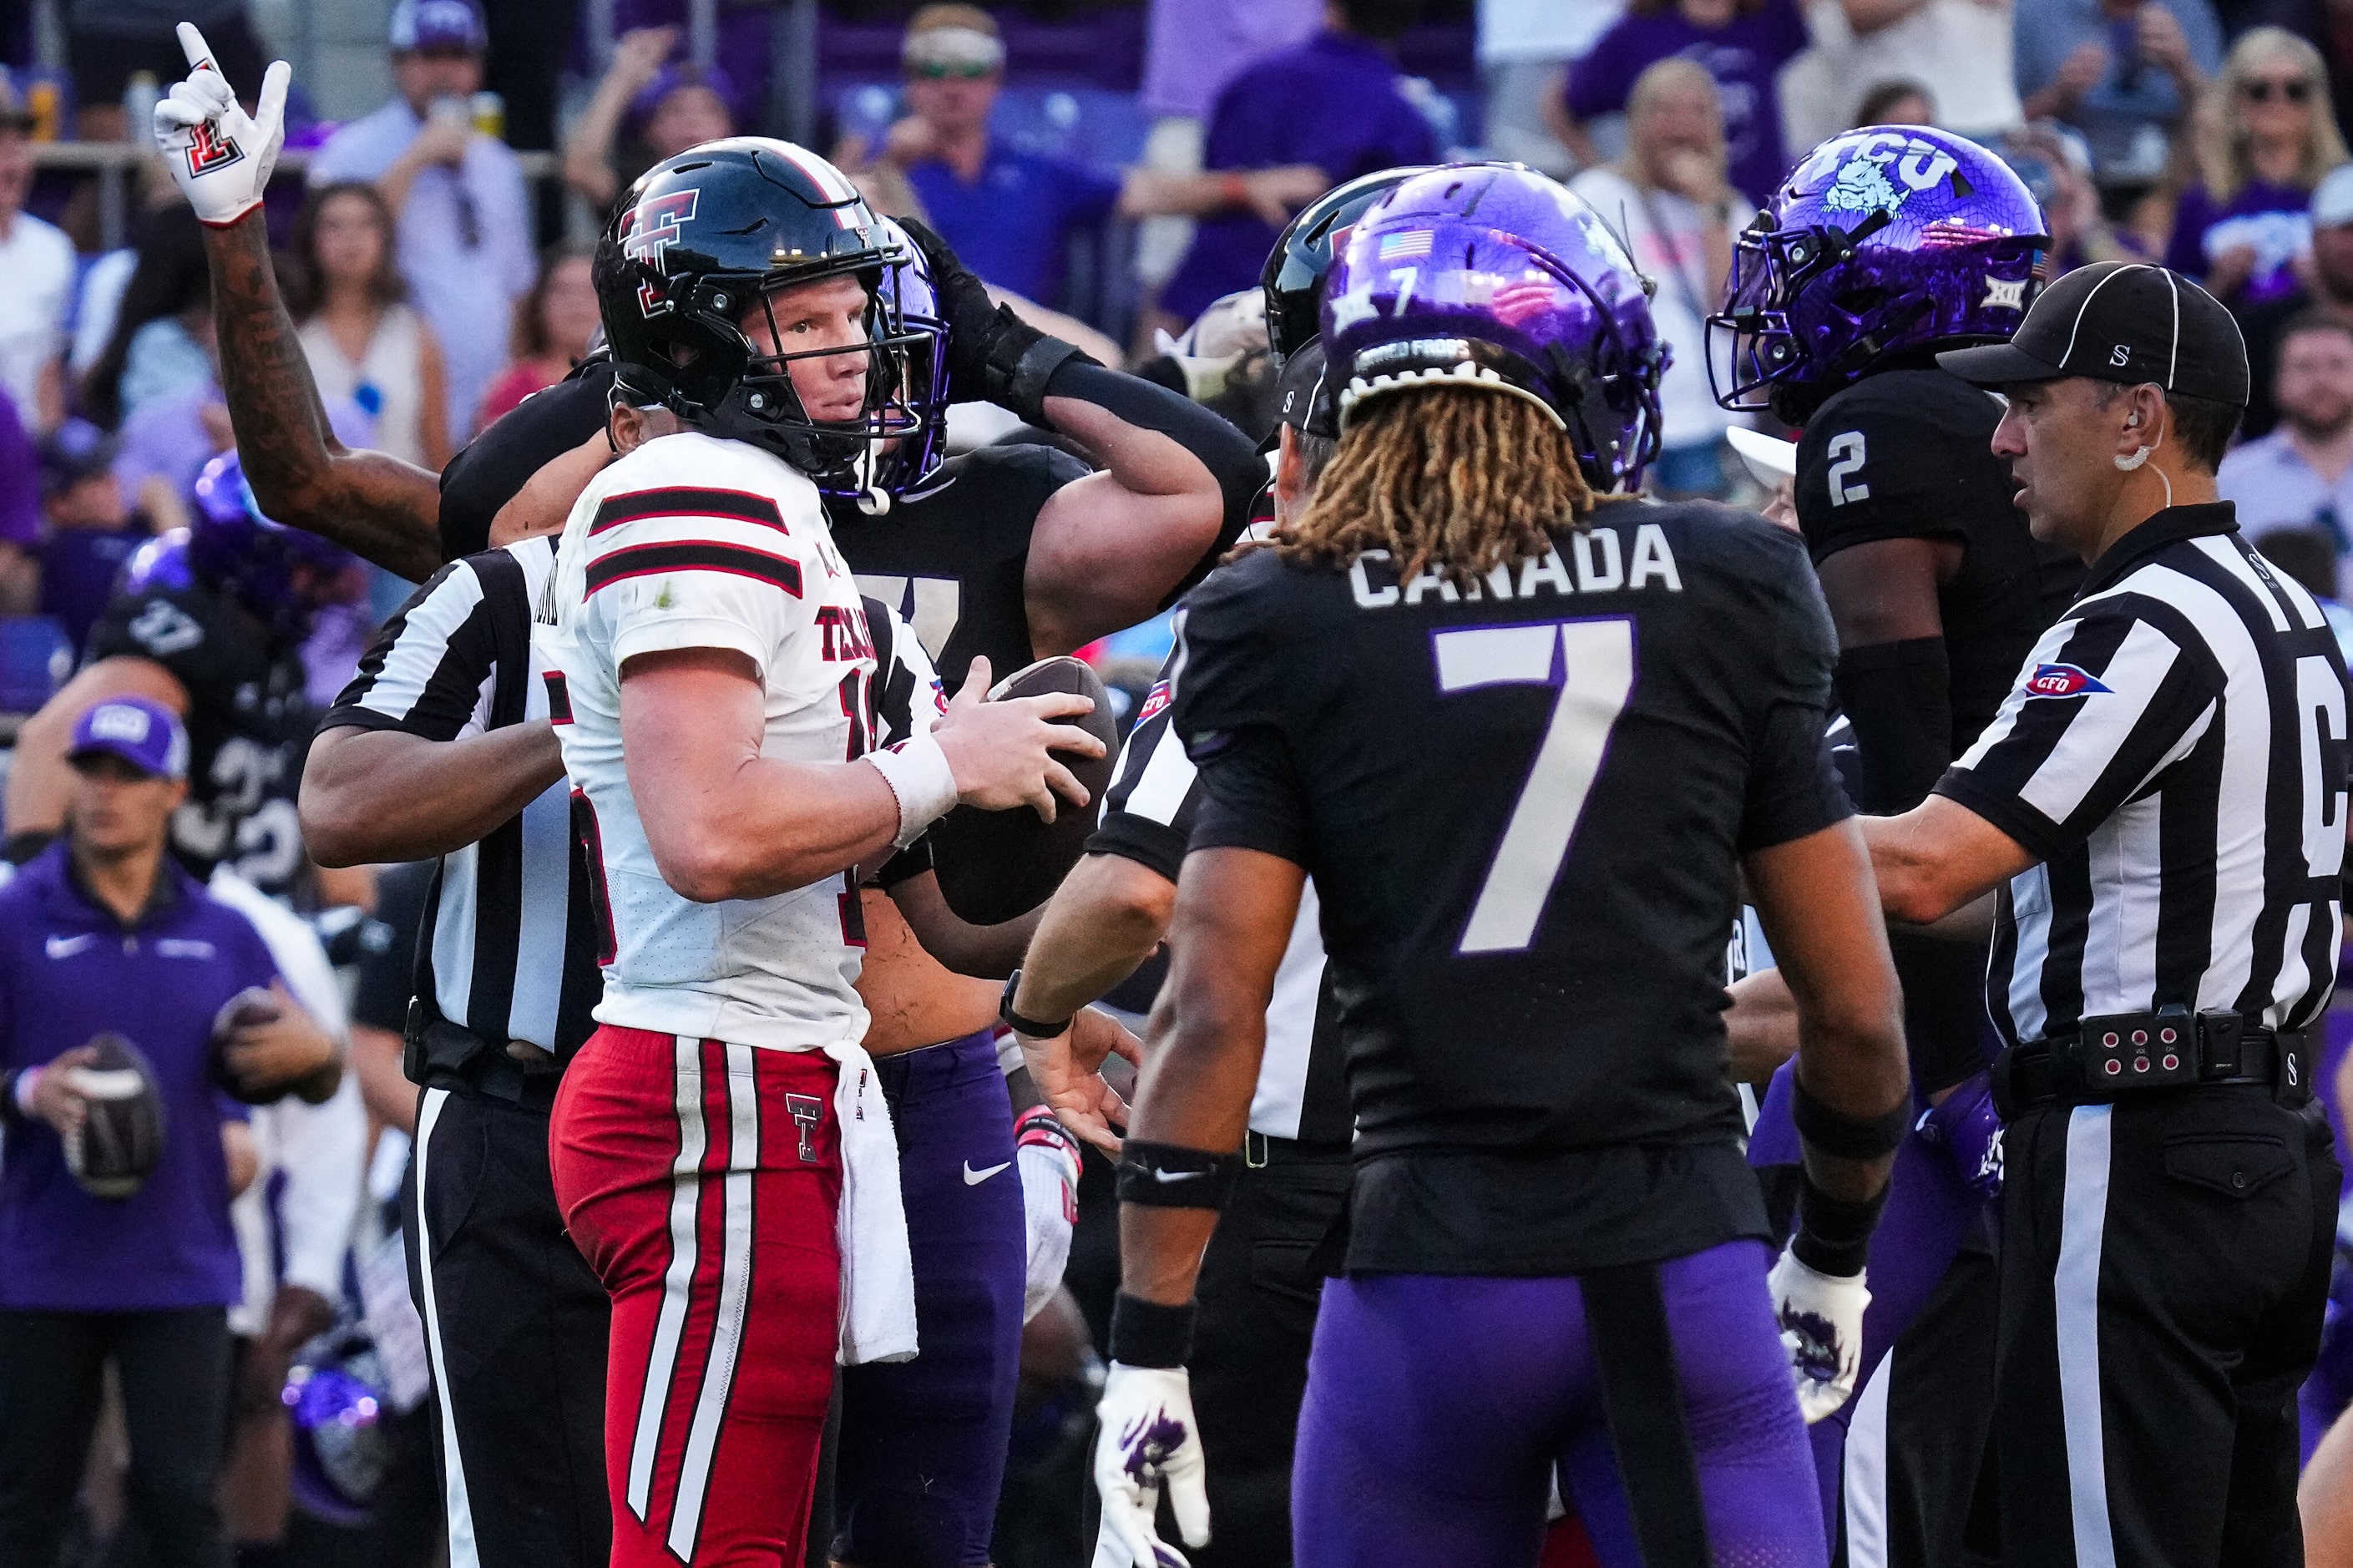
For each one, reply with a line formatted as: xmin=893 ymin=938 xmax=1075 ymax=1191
xmin=1268 ymin=386 xmax=1608 ymax=588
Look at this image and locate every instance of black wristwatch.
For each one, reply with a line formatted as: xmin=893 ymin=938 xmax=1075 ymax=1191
xmin=999 ymin=969 xmax=1073 ymax=1039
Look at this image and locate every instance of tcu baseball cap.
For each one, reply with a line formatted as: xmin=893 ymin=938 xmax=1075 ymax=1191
xmin=68 ymin=698 xmax=189 ymax=781
xmin=390 ymin=0 xmax=487 ymax=53
xmin=1936 ymin=261 xmax=2250 ymax=408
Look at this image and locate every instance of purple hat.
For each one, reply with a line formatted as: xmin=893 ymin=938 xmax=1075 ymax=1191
xmin=1708 ymin=125 xmax=2048 ymax=421
xmin=389 ymin=0 xmax=486 ymax=53
xmin=68 ymin=696 xmax=189 ymax=781
xmin=626 ymin=62 xmax=740 ymax=136
xmin=1321 ymin=162 xmax=1666 ymax=493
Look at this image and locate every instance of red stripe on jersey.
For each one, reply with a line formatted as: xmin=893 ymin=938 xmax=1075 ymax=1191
xmin=544 ymin=670 xmax=574 ymax=724
xmin=591 ymin=487 xmax=790 ymax=536
xmin=584 ymin=541 xmax=805 ymax=599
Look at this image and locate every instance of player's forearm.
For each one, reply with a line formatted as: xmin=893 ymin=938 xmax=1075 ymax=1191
xmin=1015 ymin=852 xmax=1176 ymax=1024
xmin=301 ymin=723 xmax=567 ymax=866
xmin=204 ymin=212 xmax=444 ymax=580
xmin=1118 ymin=1203 xmax=1222 ymax=1306
xmin=650 ymin=757 xmax=903 ymax=903
xmin=1724 ymin=968 xmax=1799 ymax=1085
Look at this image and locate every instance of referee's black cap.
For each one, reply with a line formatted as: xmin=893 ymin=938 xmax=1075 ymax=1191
xmin=1257 ymin=336 xmax=1338 ymax=454
xmin=1936 ymin=262 xmax=2249 ymax=409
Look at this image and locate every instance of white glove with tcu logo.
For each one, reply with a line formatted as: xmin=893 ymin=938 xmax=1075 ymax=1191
xmin=1015 ymin=1103 xmax=1082 ymax=1323
xmin=1091 ymin=1361 xmax=1210 ymax=1568
xmin=153 ymin=22 xmax=290 ymax=226
xmin=1766 ymin=1248 xmax=1872 ymax=1424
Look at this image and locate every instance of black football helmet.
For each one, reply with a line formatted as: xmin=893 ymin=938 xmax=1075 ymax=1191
xmin=1260 ymin=165 xmax=1430 ymax=362
xmin=594 ymin=138 xmax=944 ymax=499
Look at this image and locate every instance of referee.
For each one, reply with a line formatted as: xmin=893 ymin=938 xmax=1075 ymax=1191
xmin=301 ymin=524 xmax=613 ymax=1568
xmin=1865 ymin=261 xmax=2345 ymax=1566
xmin=1005 ymin=342 xmax=1349 ymax=1568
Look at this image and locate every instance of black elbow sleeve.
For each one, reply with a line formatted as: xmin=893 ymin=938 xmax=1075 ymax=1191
xmin=1833 ymin=638 xmax=1953 ymax=815
xmin=1038 ymin=360 xmax=1267 ymax=600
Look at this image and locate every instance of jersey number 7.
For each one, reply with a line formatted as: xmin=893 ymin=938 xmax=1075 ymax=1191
xmin=1433 ymin=618 xmax=1637 ymax=954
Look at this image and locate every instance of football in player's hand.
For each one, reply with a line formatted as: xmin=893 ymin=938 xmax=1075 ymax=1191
xmin=64 ymin=1034 xmax=166 ymax=1201
xmin=931 ymin=656 xmax=1121 ymax=925
xmin=210 ymin=985 xmax=286 ymax=1105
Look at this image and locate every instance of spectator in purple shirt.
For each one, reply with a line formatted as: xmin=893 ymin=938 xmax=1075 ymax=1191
xmin=1566 ymin=0 xmax=1811 ymax=209
xmin=0 ymin=382 xmax=39 ymax=616
xmin=1162 ymin=0 xmax=1443 ymax=322
xmin=849 ymin=4 xmax=1328 ymax=311
xmin=2165 ymin=28 xmax=2349 ymax=304
xmin=0 ymin=696 xmax=338 ymax=1568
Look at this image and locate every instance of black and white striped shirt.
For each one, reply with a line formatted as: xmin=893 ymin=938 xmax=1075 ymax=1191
xmin=1936 ymin=503 xmax=2350 ymax=1046
xmin=322 ymin=537 xmax=604 ymax=1060
xmin=1088 ymin=649 xmax=1350 ymax=1147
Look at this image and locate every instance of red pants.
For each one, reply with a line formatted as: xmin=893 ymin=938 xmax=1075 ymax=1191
xmin=550 ymin=1026 xmax=842 ymax=1566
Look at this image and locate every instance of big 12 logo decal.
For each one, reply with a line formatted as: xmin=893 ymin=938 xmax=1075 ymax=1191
xmin=185 ymin=118 xmax=245 ymax=180
xmin=619 ymin=189 xmax=700 ymax=316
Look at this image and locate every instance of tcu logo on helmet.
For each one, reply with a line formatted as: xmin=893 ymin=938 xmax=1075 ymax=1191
xmin=185 ymin=119 xmax=245 ymax=180
xmin=1809 ymin=130 xmax=1962 ymax=216
xmin=619 ymin=189 xmax=700 ymax=316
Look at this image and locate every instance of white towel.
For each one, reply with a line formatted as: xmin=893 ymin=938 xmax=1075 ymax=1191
xmin=825 ymin=1038 xmax=918 ymax=1364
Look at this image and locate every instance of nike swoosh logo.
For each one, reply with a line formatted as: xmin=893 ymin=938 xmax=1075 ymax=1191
xmin=1151 ymin=1168 xmax=1208 ymax=1182
xmin=963 ymin=1161 xmax=1011 ymax=1186
xmin=45 ymin=935 xmax=96 ymax=959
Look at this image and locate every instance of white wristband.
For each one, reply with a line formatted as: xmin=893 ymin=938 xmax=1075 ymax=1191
xmin=868 ymin=731 xmax=959 ymax=847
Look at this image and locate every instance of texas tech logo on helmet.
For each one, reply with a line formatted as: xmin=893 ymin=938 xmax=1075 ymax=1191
xmin=185 ymin=119 xmax=245 ymax=180
xmin=619 ymin=189 xmax=701 ymax=316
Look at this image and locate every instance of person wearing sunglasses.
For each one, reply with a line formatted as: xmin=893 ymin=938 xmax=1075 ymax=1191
xmin=852 ymin=4 xmax=1328 ymax=317
xmin=2166 ymin=27 xmax=2350 ymax=305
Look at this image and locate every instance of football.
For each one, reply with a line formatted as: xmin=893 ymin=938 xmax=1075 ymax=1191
xmin=929 ymin=656 xmax=1122 ymax=926
xmin=210 ymin=985 xmax=286 ymax=1105
xmin=63 ymin=1034 xmax=165 ymax=1201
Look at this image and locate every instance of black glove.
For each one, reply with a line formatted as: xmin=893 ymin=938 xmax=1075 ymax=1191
xmin=898 ymin=215 xmax=1096 ymax=424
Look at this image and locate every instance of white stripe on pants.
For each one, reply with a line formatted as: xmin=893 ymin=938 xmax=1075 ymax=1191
xmin=2057 ymin=1105 xmax=2118 ymax=1568
xmin=412 ymin=1087 xmax=482 ymax=1568
xmin=1842 ymin=1346 xmax=1896 ymax=1568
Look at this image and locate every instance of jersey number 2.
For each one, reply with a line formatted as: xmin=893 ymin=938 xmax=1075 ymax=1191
xmin=1826 ymin=431 xmax=1870 ymax=506
xmin=1433 ymin=618 xmax=1637 ymax=954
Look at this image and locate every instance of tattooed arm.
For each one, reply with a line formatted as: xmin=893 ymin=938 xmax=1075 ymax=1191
xmin=203 ymin=210 xmax=445 ymax=580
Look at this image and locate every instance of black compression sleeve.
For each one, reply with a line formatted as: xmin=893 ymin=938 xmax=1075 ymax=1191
xmin=1833 ymin=638 xmax=1952 ymax=814
xmin=1038 ymin=359 xmax=1266 ymax=592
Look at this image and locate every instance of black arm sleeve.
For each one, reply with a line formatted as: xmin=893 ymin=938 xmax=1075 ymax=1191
xmin=1187 ymin=726 xmax=1313 ymax=868
xmin=1833 ymin=637 xmax=1954 ymax=814
xmin=1037 ymin=359 xmax=1268 ymax=603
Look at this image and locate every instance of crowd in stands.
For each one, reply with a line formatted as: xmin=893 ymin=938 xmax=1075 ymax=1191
xmin=4 ymin=0 xmax=2353 ymax=1563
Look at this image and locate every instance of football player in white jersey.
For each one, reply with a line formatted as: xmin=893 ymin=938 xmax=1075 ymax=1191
xmin=534 ymin=139 xmax=1102 ymax=1568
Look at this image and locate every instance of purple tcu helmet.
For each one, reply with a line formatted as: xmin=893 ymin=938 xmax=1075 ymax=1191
xmin=1321 ymin=163 xmax=1666 ymax=493
xmin=863 ymin=214 xmax=949 ymax=503
xmin=283 ymin=1338 xmax=392 ymax=1525
xmin=1708 ymin=124 xmax=2048 ymax=420
xmin=121 ymin=454 xmax=357 ymax=644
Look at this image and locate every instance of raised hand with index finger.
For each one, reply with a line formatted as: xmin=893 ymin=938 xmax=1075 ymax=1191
xmin=152 ymin=21 xmax=291 ymax=227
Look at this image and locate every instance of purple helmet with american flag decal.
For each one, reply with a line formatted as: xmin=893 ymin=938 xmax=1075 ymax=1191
xmin=1707 ymin=125 xmax=2048 ymax=422
xmin=1320 ymin=163 xmax=1667 ymax=493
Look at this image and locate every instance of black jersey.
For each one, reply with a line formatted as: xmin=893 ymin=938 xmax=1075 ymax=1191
xmin=827 ymin=443 xmax=1090 ymax=694
xmin=1796 ymin=368 xmax=2083 ymax=750
xmin=86 ymin=582 xmax=315 ymax=902
xmin=1172 ymin=503 xmax=1851 ymax=1275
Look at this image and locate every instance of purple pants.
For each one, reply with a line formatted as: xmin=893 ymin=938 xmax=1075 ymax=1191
xmin=835 ymin=1032 xmax=1025 ymax=1566
xmin=1749 ymin=1061 xmax=1988 ymax=1536
xmin=1292 ymin=1240 xmax=1825 ymax=1568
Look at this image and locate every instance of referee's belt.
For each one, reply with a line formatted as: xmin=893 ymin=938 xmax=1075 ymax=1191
xmin=403 ymin=1001 xmax=564 ymax=1114
xmin=1996 ymin=1009 xmax=2310 ymax=1114
xmin=1242 ymin=1130 xmax=1353 ymax=1169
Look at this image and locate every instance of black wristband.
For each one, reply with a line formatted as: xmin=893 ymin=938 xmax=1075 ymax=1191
xmin=1791 ymin=1076 xmax=1912 ymax=1161
xmin=1109 ymin=1292 xmax=1196 ymax=1368
xmin=1833 ymin=637 xmax=1953 ymax=815
xmin=1116 ymin=1140 xmax=1242 ymax=1209
xmin=999 ymin=969 xmax=1071 ymax=1039
xmin=1790 ymin=1168 xmax=1890 ymax=1278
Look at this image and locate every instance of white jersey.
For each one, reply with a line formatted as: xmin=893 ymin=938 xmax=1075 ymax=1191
xmin=537 ymin=430 xmax=898 ymax=1050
